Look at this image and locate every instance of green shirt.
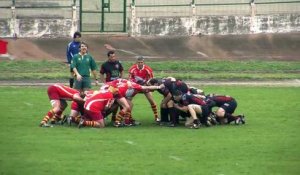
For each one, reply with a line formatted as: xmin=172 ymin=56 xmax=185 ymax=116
xmin=71 ymin=53 xmax=97 ymax=77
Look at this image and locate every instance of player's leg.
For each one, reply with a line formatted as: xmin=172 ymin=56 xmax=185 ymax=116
xmin=160 ymin=93 xmax=172 ymax=124
xmin=82 ymin=77 xmax=92 ymax=92
xmin=69 ymin=68 xmax=75 ymax=88
xmin=144 ymin=91 xmax=159 ymax=122
xmin=187 ymin=104 xmax=201 ymax=128
xmin=167 ymin=100 xmax=179 ymax=126
xmin=78 ymin=110 xmax=105 ymax=128
xmin=50 ymin=100 xmax=68 ymax=124
xmin=225 ymin=100 xmax=245 ymax=124
xmin=40 ymin=86 xmax=64 ymax=127
xmin=40 ymin=99 xmax=61 ymax=127
xmin=114 ymin=97 xmax=131 ymax=127
xmin=65 ymin=101 xmax=82 ymax=126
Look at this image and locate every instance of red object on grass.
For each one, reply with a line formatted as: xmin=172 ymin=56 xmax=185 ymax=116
xmin=0 ymin=40 xmax=8 ymax=54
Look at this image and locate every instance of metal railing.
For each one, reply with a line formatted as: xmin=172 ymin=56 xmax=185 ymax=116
xmin=127 ymin=0 xmax=300 ymax=17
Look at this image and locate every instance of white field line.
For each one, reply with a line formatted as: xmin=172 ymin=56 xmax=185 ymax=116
xmin=24 ymin=102 xmax=33 ymax=106
xmin=169 ymin=155 xmax=182 ymax=161
xmin=125 ymin=140 xmax=135 ymax=145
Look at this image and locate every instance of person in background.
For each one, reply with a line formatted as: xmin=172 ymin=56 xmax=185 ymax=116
xmin=100 ymin=51 xmax=123 ymax=83
xmin=66 ymin=31 xmax=81 ymax=88
xmin=71 ymin=41 xmax=99 ymax=93
xmin=99 ymin=50 xmax=124 ymax=122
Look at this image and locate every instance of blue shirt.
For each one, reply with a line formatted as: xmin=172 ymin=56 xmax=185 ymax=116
xmin=66 ymin=41 xmax=80 ymax=64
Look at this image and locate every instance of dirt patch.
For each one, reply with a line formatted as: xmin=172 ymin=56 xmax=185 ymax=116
xmin=3 ymin=33 xmax=300 ymax=61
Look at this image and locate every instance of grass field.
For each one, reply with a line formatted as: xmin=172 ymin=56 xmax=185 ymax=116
xmin=0 ymin=60 xmax=299 ymax=80
xmin=0 ymin=86 xmax=299 ymax=175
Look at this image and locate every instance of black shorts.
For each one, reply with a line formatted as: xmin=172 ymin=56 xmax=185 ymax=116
xmin=220 ymin=99 xmax=237 ymax=114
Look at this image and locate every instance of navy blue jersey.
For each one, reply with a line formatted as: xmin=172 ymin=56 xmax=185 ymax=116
xmin=66 ymin=41 xmax=80 ymax=64
xmin=179 ymin=93 xmax=207 ymax=106
xmin=100 ymin=61 xmax=124 ymax=82
xmin=206 ymin=95 xmax=234 ymax=108
xmin=163 ymin=79 xmax=188 ymax=96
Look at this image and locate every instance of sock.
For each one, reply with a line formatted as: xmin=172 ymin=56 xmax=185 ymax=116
xmin=72 ymin=115 xmax=81 ymax=124
xmin=151 ymin=104 xmax=158 ymax=119
xmin=41 ymin=109 xmax=55 ymax=124
xmin=193 ymin=119 xmax=200 ymax=125
xmin=83 ymin=121 xmax=96 ymax=127
xmin=124 ymin=112 xmax=132 ymax=124
xmin=224 ymin=113 xmax=238 ymax=123
xmin=69 ymin=78 xmax=74 ymax=88
xmin=116 ymin=110 xmax=125 ymax=123
xmin=160 ymin=108 xmax=169 ymax=122
xmin=54 ymin=110 xmax=63 ymax=120
xmin=169 ymin=107 xmax=179 ymax=124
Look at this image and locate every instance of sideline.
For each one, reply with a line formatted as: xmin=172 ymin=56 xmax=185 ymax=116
xmin=0 ymin=80 xmax=299 ymax=87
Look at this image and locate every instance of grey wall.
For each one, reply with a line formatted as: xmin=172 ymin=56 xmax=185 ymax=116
xmin=132 ymin=14 xmax=300 ymax=36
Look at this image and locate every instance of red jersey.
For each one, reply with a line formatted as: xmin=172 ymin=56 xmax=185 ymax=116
xmin=84 ymin=91 xmax=114 ymax=113
xmin=47 ymin=84 xmax=80 ymax=100
xmin=104 ymin=79 xmax=143 ymax=98
xmin=128 ymin=64 xmax=153 ymax=85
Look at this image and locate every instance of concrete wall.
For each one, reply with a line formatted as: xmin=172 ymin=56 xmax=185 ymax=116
xmin=0 ymin=19 xmax=74 ymax=38
xmin=1 ymin=1 xmax=300 ymax=37
xmin=132 ymin=14 xmax=300 ymax=36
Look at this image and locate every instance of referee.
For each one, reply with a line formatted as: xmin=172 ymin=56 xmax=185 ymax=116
xmin=71 ymin=41 xmax=99 ymax=92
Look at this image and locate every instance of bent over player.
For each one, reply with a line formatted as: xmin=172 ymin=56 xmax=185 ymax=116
xmin=39 ymin=84 xmax=84 ymax=127
xmin=205 ymin=94 xmax=245 ymax=124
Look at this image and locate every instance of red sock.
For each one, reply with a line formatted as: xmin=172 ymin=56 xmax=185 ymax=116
xmin=83 ymin=121 xmax=97 ymax=127
xmin=41 ymin=109 xmax=54 ymax=124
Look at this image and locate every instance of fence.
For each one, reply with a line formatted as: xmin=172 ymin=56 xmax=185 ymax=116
xmin=0 ymin=0 xmax=299 ymax=36
xmin=130 ymin=0 xmax=300 ymax=17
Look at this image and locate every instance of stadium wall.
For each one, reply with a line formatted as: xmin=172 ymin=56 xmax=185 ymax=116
xmin=131 ymin=14 xmax=300 ymax=36
xmin=1 ymin=0 xmax=300 ymax=38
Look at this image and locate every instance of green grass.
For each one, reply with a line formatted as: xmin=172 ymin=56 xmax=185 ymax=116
xmin=0 ymin=86 xmax=299 ymax=175
xmin=0 ymin=60 xmax=299 ymax=80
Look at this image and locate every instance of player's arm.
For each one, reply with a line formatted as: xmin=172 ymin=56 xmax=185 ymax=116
xmin=66 ymin=43 xmax=72 ymax=64
xmin=128 ymin=66 xmax=134 ymax=80
xmin=90 ymin=57 xmax=99 ymax=85
xmin=70 ymin=58 xmax=82 ymax=81
xmin=141 ymin=84 xmax=164 ymax=90
xmin=73 ymin=93 xmax=85 ymax=104
xmin=120 ymin=71 xmax=123 ymax=79
xmin=100 ymin=73 xmax=105 ymax=83
xmin=173 ymin=103 xmax=188 ymax=112
xmin=91 ymin=70 xmax=99 ymax=85
xmin=72 ymin=67 xmax=82 ymax=81
xmin=119 ymin=62 xmax=124 ymax=78
xmin=99 ymin=64 xmax=106 ymax=83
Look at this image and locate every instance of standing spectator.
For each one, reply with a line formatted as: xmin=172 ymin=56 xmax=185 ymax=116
xmin=66 ymin=31 xmax=81 ymax=88
xmin=128 ymin=56 xmax=159 ymax=122
xmin=71 ymin=41 xmax=99 ymax=93
xmin=100 ymin=51 xmax=123 ymax=83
